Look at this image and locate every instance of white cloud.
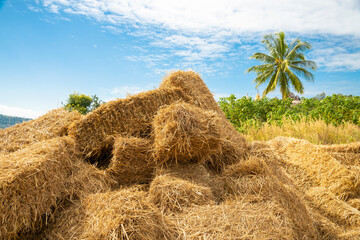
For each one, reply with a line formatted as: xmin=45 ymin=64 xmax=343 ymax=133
xmin=0 ymin=104 xmax=44 ymax=119
xmin=37 ymin=0 xmax=360 ymax=72
xmin=39 ymin=0 xmax=360 ymax=36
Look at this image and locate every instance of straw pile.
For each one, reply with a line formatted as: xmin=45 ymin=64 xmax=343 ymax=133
xmin=159 ymin=70 xmax=247 ymax=171
xmin=4 ymin=70 xmax=360 ymax=239
xmin=148 ymin=174 xmax=215 ymax=213
xmin=153 ymin=102 xmax=221 ymax=164
xmin=68 ymin=88 xmax=191 ymax=159
xmin=269 ymin=137 xmax=360 ymax=199
xmin=42 ymin=187 xmax=179 ymax=240
xmin=0 ymin=137 xmax=77 ymax=239
xmin=0 ymin=109 xmax=81 ymax=155
xmin=106 ymin=136 xmax=154 ymax=185
xmin=320 ymin=142 xmax=360 ymax=167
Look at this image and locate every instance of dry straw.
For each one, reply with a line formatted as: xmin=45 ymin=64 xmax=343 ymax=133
xmin=155 ymin=163 xmax=226 ymax=203
xmin=68 ymin=88 xmax=191 ymax=159
xmin=306 ymin=187 xmax=360 ymax=227
xmin=106 ymin=136 xmax=154 ymax=185
xmin=269 ymin=137 xmax=360 ymax=199
xmin=148 ymin=174 xmax=215 ymax=213
xmin=0 ymin=109 xmax=81 ymax=155
xmin=0 ymin=137 xmax=78 ymax=239
xmin=320 ymin=142 xmax=360 ymax=167
xmin=172 ymin=197 xmax=294 ymax=240
xmin=159 ymin=70 xmax=248 ymax=171
xmin=153 ymin=102 xmax=221 ymax=164
xmin=222 ymin=157 xmax=317 ymax=239
xmin=42 ymin=187 xmax=179 ymax=240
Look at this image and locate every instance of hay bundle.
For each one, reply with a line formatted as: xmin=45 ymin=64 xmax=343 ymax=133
xmin=0 ymin=137 xmax=78 ymax=239
xmin=172 ymin=197 xmax=294 ymax=239
xmin=68 ymin=88 xmax=191 ymax=159
xmin=159 ymin=70 xmax=247 ymax=170
xmin=320 ymin=142 xmax=360 ymax=167
xmin=155 ymin=163 xmax=226 ymax=202
xmin=43 ymin=187 xmax=179 ymax=240
xmin=106 ymin=136 xmax=154 ymax=185
xmin=0 ymin=109 xmax=81 ymax=155
xmin=148 ymin=174 xmax=215 ymax=213
xmin=307 ymin=187 xmax=360 ymax=227
xmin=160 ymin=70 xmax=221 ymax=113
xmin=153 ymin=102 xmax=221 ymax=164
xmin=270 ymin=137 xmax=360 ymax=199
xmin=223 ymin=157 xmax=317 ymax=239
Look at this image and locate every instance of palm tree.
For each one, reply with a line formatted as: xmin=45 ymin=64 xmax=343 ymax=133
xmin=247 ymin=31 xmax=317 ymax=99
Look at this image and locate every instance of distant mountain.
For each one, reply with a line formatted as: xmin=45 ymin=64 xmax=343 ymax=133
xmin=0 ymin=114 xmax=32 ymax=129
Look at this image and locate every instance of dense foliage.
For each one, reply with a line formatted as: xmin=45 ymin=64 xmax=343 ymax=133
xmin=63 ymin=92 xmax=103 ymax=114
xmin=219 ymin=94 xmax=360 ymax=133
xmin=0 ymin=114 xmax=31 ymax=129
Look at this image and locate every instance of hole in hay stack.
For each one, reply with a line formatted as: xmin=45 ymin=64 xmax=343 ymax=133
xmin=86 ymin=145 xmax=113 ymax=169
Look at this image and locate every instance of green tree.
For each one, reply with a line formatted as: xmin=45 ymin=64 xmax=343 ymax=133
xmin=247 ymin=31 xmax=317 ymax=99
xmin=63 ymin=92 xmax=104 ymax=114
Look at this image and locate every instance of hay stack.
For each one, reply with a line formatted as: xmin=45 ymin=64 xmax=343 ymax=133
xmin=307 ymin=187 xmax=360 ymax=227
xmin=160 ymin=70 xmax=221 ymax=113
xmin=43 ymin=187 xmax=179 ymax=240
xmin=148 ymin=175 xmax=215 ymax=213
xmin=320 ymin=142 xmax=360 ymax=167
xmin=173 ymin=197 xmax=294 ymax=239
xmin=223 ymin=157 xmax=317 ymax=239
xmin=159 ymin=70 xmax=247 ymax=171
xmin=106 ymin=136 xmax=154 ymax=185
xmin=270 ymin=137 xmax=360 ymax=199
xmin=0 ymin=109 xmax=81 ymax=155
xmin=155 ymin=163 xmax=226 ymax=202
xmin=0 ymin=137 xmax=78 ymax=239
xmin=68 ymin=88 xmax=191 ymax=159
xmin=153 ymin=102 xmax=221 ymax=164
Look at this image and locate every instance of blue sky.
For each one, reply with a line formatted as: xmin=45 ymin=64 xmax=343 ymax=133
xmin=1 ymin=0 xmax=360 ymax=118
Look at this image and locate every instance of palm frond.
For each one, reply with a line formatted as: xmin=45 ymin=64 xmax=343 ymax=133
xmin=286 ymin=41 xmax=311 ymax=60
xmin=254 ymin=69 xmax=275 ymax=88
xmin=291 ymin=60 xmax=317 ymax=70
xmin=290 ymin=64 xmax=315 ymax=82
xmin=263 ymin=67 xmax=280 ymax=97
xmin=249 ymin=53 xmax=276 ymax=64
xmin=285 ymin=67 xmax=304 ymax=94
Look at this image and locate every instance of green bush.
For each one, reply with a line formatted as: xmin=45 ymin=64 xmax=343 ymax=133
xmin=218 ymin=94 xmax=360 ymax=133
xmin=63 ymin=92 xmax=103 ymax=115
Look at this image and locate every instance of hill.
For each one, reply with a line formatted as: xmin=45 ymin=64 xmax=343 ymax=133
xmin=0 ymin=114 xmax=32 ymax=129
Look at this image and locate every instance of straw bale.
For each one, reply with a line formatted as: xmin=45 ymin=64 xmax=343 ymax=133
xmin=156 ymin=163 xmax=226 ymax=202
xmin=320 ymin=142 xmax=360 ymax=167
xmin=223 ymin=157 xmax=317 ymax=239
xmin=159 ymin=70 xmax=248 ymax=171
xmin=153 ymin=102 xmax=221 ymax=164
xmin=66 ymin=160 xmax=117 ymax=200
xmin=160 ymin=70 xmax=221 ymax=113
xmin=306 ymin=187 xmax=360 ymax=227
xmin=270 ymin=137 xmax=360 ymax=199
xmin=68 ymin=88 xmax=191 ymax=159
xmin=0 ymin=109 xmax=81 ymax=155
xmin=0 ymin=137 xmax=78 ymax=239
xmin=172 ymin=197 xmax=294 ymax=240
xmin=310 ymin=210 xmax=343 ymax=240
xmin=106 ymin=136 xmax=154 ymax=185
xmin=348 ymin=198 xmax=360 ymax=211
xmin=148 ymin=174 xmax=215 ymax=213
xmin=43 ymin=187 xmax=179 ymax=240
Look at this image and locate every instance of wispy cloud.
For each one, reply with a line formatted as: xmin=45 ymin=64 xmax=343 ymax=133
xmin=35 ymin=0 xmax=360 ymax=73
xmin=0 ymin=104 xmax=44 ymax=119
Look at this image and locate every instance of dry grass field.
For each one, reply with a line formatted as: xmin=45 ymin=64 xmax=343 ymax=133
xmin=0 ymin=70 xmax=359 ymax=240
